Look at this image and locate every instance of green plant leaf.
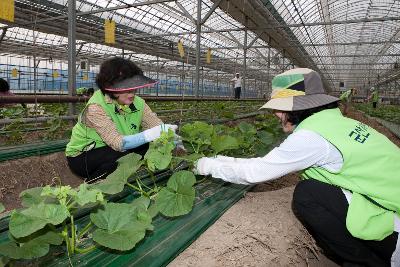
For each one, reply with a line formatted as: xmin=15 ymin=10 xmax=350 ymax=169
xmin=0 ymin=240 xmax=48 ymax=259
xmin=238 ymin=122 xmax=257 ymax=135
xmin=19 ymin=187 xmax=51 ymax=207
xmin=147 ymin=203 xmax=159 ymax=218
xmin=90 ymin=202 xmax=152 ymax=251
xmin=211 ymin=135 xmax=239 ymax=154
xmin=156 ymin=170 xmax=196 ymax=217
xmin=74 ymin=184 xmax=104 ymax=206
xmin=0 ymin=203 xmax=4 ymax=213
xmin=9 ymin=203 xmax=70 ymax=238
xmin=0 ymin=229 xmax=62 ymax=259
xmin=0 ymin=256 xmax=9 ymax=267
xmin=221 ymin=111 xmax=234 ymax=118
xmin=257 ymin=131 xmax=275 ymax=145
xmin=131 ymin=196 xmax=150 ymax=211
xmin=144 ymin=150 xmax=172 ymax=172
xmin=180 ymin=153 xmax=204 ymax=162
xmin=41 ymin=185 xmax=77 ymax=206
xmin=180 ymin=121 xmax=213 ymax=151
xmin=92 ymin=152 xmax=142 ymax=194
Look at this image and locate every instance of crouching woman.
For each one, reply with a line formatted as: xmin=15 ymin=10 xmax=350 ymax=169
xmin=66 ymin=57 xmax=176 ymax=182
xmin=194 ymin=68 xmax=400 ymax=267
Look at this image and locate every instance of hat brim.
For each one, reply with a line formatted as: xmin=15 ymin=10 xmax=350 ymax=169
xmin=259 ymin=94 xmax=339 ymax=111
xmin=104 ymin=75 xmax=157 ymax=92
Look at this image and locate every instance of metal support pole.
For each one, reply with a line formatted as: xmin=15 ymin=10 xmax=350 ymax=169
xmin=201 ymin=67 xmax=204 ymax=97
xmin=33 ymin=56 xmax=37 ymax=95
xmin=216 ymin=69 xmax=219 ymax=96
xmin=243 ymin=28 xmax=248 ymax=98
xmin=156 ymin=56 xmax=159 ymax=96
xmin=194 ymin=0 xmax=201 ymax=98
xmin=267 ymin=39 xmax=271 ymax=96
xmin=68 ymin=0 xmax=77 ymax=115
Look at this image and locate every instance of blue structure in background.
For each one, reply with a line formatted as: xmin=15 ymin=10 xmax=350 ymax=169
xmin=0 ymin=64 xmax=259 ymax=98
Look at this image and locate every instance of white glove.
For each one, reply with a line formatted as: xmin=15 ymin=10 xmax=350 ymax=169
xmin=142 ymin=124 xmax=178 ymax=142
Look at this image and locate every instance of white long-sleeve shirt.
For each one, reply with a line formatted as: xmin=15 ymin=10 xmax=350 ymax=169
xmin=196 ymin=129 xmax=343 ymax=185
xmin=230 ymin=77 xmax=242 ymax=88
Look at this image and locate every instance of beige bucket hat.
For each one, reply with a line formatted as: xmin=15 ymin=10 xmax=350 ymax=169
xmin=260 ymin=68 xmax=339 ymax=111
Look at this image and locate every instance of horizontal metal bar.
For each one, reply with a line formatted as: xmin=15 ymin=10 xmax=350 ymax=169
xmin=210 ymin=40 xmax=400 ymax=50
xmin=0 ymin=115 xmax=77 ymax=124
xmin=125 ymin=16 xmax=400 ymax=39
xmin=0 ymin=0 xmax=174 ymax=30
xmin=0 ymin=95 xmax=264 ymax=104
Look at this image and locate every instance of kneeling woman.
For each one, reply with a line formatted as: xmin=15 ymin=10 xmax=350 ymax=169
xmin=195 ymin=68 xmax=399 ymax=267
xmin=66 ymin=57 xmax=176 ymax=181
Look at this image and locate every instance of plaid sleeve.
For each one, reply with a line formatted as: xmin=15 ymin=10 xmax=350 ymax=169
xmin=83 ymin=104 xmax=124 ymax=151
xmin=141 ymin=103 xmax=163 ymax=130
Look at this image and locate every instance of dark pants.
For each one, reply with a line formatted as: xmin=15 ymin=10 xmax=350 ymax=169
xmin=292 ymin=179 xmax=398 ymax=267
xmin=67 ymin=143 xmax=149 ymax=182
xmin=373 ymin=102 xmax=377 ymax=109
xmin=234 ymin=87 xmax=241 ymax=99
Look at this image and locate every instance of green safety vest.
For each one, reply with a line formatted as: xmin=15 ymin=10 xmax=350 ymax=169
xmin=296 ymin=108 xmax=400 ymax=240
xmin=372 ymin=90 xmax=379 ymax=102
xmin=65 ymin=90 xmax=144 ymax=157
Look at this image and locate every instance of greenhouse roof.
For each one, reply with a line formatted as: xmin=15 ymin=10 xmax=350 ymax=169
xmin=0 ymin=0 xmax=400 ymax=91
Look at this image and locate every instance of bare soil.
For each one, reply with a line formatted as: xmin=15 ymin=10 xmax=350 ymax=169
xmin=169 ymin=176 xmax=339 ymax=267
xmin=0 ymin=152 xmax=82 ymax=211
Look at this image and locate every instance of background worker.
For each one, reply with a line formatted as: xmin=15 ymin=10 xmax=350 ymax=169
xmin=340 ymin=87 xmax=355 ymax=115
xmin=230 ymin=73 xmax=242 ymax=99
xmin=66 ymin=57 xmax=177 ymax=182
xmin=369 ymin=87 xmax=379 ymax=109
xmin=194 ymin=68 xmax=400 ymax=267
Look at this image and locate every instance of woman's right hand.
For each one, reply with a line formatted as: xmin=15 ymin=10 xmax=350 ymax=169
xmin=143 ymin=124 xmax=178 ymax=142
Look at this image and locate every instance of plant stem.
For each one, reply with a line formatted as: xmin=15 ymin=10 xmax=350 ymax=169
xmin=190 ymin=143 xmax=197 ymax=154
xmin=137 ymin=178 xmax=152 ymax=191
xmin=70 ymin=215 xmax=75 ymax=253
xmin=62 ymin=224 xmax=72 ymax=257
xmin=75 ymin=245 xmax=97 ymax=254
xmin=77 ymin=222 xmax=93 ymax=240
xmin=195 ymin=177 xmax=207 ymax=184
xmin=126 ymin=182 xmax=141 ymax=192
xmin=67 ymin=201 xmax=76 ymax=210
xmin=126 ymin=182 xmax=150 ymax=197
xmin=149 ymin=171 xmax=159 ymax=191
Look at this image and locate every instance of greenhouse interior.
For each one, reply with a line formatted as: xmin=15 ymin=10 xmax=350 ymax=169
xmin=0 ymin=0 xmax=400 ymax=266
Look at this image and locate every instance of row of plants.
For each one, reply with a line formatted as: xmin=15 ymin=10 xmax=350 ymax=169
xmin=354 ymin=103 xmax=400 ymax=124
xmin=0 ymin=116 xmax=283 ymax=265
xmin=0 ymin=100 xmax=264 ymax=145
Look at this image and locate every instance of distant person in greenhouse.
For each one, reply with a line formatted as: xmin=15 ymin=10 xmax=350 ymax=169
xmin=66 ymin=57 xmax=178 ymax=182
xmin=339 ymin=87 xmax=355 ymax=115
xmin=194 ymin=68 xmax=400 ymax=267
xmin=231 ymin=73 xmax=242 ymax=99
xmin=369 ymin=87 xmax=379 ymax=109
